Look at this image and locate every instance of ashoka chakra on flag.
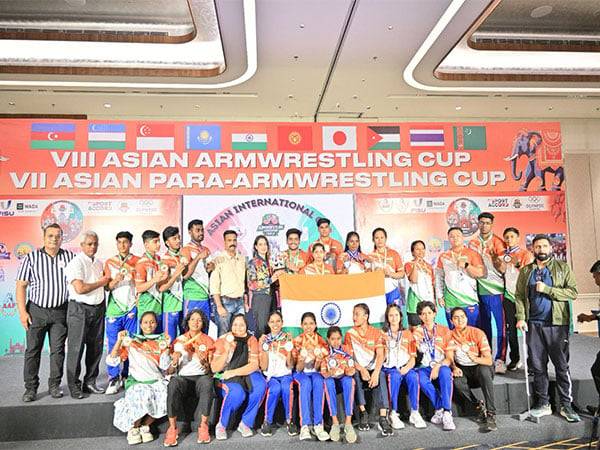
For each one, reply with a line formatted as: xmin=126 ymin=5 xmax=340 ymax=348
xmin=280 ymin=271 xmax=386 ymax=336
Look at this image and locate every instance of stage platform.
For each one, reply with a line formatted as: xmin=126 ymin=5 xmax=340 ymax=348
xmin=0 ymin=334 xmax=597 ymax=447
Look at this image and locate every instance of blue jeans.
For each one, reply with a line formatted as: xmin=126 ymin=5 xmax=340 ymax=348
xmin=215 ymin=296 xmax=245 ymax=336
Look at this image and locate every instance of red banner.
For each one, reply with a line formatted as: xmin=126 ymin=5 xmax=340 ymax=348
xmin=0 ymin=120 xmax=564 ymax=195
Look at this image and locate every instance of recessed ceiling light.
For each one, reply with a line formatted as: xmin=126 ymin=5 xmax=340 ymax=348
xmin=504 ymin=106 xmax=509 ymax=111
xmin=548 ymin=106 xmax=553 ymax=110
xmin=8 ymin=101 xmax=15 ymax=106
xmin=352 ymin=94 xmax=358 ymax=99
xmin=293 ymin=55 xmax=299 ymax=60
xmin=387 ymin=25 xmax=393 ymax=30
xmin=455 ymin=105 xmax=462 ymax=110
xmin=103 ymin=103 xmax=111 ymax=108
xmin=194 ymin=104 xmax=200 ymax=109
xmin=336 ymin=102 xmax=340 ymax=108
xmin=287 ymin=94 xmax=294 ymax=99
xmin=299 ymin=24 xmax=305 ymax=29
xmin=596 ymin=107 xmax=600 ymax=111
xmin=530 ymin=5 xmax=553 ymax=19
xmin=366 ymin=105 xmax=371 ymax=110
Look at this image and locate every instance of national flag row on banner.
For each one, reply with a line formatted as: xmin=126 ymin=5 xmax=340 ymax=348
xmin=29 ymin=122 xmax=487 ymax=151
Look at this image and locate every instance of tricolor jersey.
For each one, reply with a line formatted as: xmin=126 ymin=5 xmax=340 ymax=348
xmin=161 ymin=250 xmax=184 ymax=313
xmin=320 ymin=344 xmax=355 ymax=378
xmin=260 ymin=332 xmax=294 ymax=379
xmin=282 ymin=249 xmax=309 ymax=274
xmin=180 ymin=242 xmax=211 ymax=300
xmin=413 ymin=324 xmax=451 ymax=367
xmin=106 ymin=334 xmax=171 ymax=383
xmin=435 ymin=247 xmax=483 ymax=307
xmin=134 ymin=254 xmax=163 ymax=314
xmin=469 ymin=234 xmax=506 ymax=295
xmin=503 ymin=248 xmax=534 ymax=302
xmin=368 ymin=247 xmax=403 ymax=293
xmin=383 ymin=328 xmax=416 ymax=369
xmin=404 ymin=260 xmax=435 ymax=314
xmin=172 ymin=331 xmax=215 ymax=376
xmin=292 ymin=331 xmax=328 ymax=373
xmin=448 ymin=326 xmax=491 ymax=367
xmin=300 ymin=263 xmax=335 ymax=275
xmin=343 ymin=325 xmax=385 ymax=370
xmin=104 ymin=254 xmax=140 ymax=318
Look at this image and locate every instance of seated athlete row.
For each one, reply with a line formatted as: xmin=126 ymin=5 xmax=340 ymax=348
xmin=109 ymin=301 xmax=497 ymax=446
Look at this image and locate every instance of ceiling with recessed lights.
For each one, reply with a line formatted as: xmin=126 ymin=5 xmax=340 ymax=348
xmin=1 ymin=0 xmax=600 ymax=121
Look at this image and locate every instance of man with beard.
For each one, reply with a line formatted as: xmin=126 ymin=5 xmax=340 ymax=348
xmin=515 ymin=234 xmax=579 ymax=422
xmin=181 ymin=220 xmax=213 ymax=322
xmin=576 ymin=260 xmax=600 ymax=415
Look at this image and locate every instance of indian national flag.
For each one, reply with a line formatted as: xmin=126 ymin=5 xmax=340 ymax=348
xmin=280 ymin=271 xmax=387 ymax=336
xmin=231 ymin=133 xmax=267 ymax=150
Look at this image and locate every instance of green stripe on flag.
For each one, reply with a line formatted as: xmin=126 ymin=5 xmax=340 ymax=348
xmin=88 ymin=141 xmax=126 ymax=150
xmin=31 ymin=140 xmax=75 ymax=150
xmin=232 ymin=142 xmax=267 ymax=150
xmin=370 ymin=142 xmax=400 ymax=150
xmin=284 ymin=322 xmax=384 ymax=339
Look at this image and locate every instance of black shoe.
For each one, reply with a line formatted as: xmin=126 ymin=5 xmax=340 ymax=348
xmin=475 ymin=400 xmax=487 ymax=423
xmin=485 ymin=413 xmax=497 ymax=432
xmin=49 ymin=385 xmax=63 ymax=398
xmin=260 ymin=422 xmax=273 ymax=437
xmin=22 ymin=389 xmax=36 ymax=402
xmin=377 ymin=416 xmax=393 ymax=437
xmin=83 ymin=383 xmax=105 ymax=394
xmin=287 ymin=421 xmax=299 ymax=436
xmin=70 ymin=389 xmax=84 ymax=399
xmin=358 ymin=410 xmax=370 ymax=431
xmin=506 ymin=360 xmax=522 ymax=371
xmin=586 ymin=405 xmax=599 ymax=415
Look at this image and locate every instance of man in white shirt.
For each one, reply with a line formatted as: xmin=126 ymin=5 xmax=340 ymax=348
xmin=65 ymin=231 xmax=109 ymax=399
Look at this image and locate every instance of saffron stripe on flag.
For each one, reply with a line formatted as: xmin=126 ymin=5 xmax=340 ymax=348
xmin=280 ymin=271 xmax=385 ymax=300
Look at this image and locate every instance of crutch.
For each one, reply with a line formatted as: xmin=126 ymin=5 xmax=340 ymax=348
xmin=517 ymin=328 xmax=540 ymax=424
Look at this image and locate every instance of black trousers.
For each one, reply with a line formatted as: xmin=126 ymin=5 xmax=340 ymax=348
xmin=66 ymin=301 xmax=105 ymax=392
xmin=503 ymin=300 xmax=520 ymax=364
xmin=527 ymin=322 xmax=572 ymax=407
xmin=23 ymin=302 xmax=68 ymax=391
xmin=453 ymin=364 xmax=496 ymax=413
xmin=592 ymin=350 xmax=600 ymax=400
xmin=167 ymin=374 xmax=215 ymax=419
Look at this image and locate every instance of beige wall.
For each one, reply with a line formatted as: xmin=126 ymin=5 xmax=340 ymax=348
xmin=562 ymin=120 xmax=600 ymax=332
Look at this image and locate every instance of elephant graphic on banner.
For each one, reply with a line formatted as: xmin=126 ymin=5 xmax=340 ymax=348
xmin=505 ymin=131 xmax=564 ymax=191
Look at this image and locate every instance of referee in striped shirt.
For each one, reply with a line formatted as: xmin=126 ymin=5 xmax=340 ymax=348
xmin=16 ymin=223 xmax=75 ymax=402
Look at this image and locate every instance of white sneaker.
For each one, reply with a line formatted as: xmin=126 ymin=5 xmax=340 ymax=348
xmin=531 ymin=403 xmax=552 ymax=418
xmin=442 ymin=411 xmax=456 ymax=431
xmin=329 ymin=424 xmax=341 ymax=442
xmin=409 ymin=410 xmax=427 ymax=429
xmin=139 ymin=425 xmax=154 ymax=443
xmin=344 ymin=424 xmax=357 ymax=444
xmin=215 ymin=423 xmax=227 ymax=440
xmin=299 ymin=425 xmax=312 ymax=441
xmin=105 ymin=377 xmax=121 ymax=395
xmin=127 ymin=427 xmax=142 ymax=445
xmin=313 ymin=424 xmax=330 ymax=441
xmin=389 ymin=411 xmax=404 ymax=429
xmin=494 ymin=359 xmax=507 ymax=374
xmin=431 ymin=408 xmax=444 ymax=425
xmin=237 ymin=421 xmax=253 ymax=438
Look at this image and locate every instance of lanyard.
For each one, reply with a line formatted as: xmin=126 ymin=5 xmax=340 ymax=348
xmin=422 ymin=325 xmax=437 ymax=361
xmin=388 ymin=328 xmax=401 ymax=349
xmin=145 ymin=251 xmax=160 ymax=264
xmin=287 ymin=249 xmax=300 ymax=267
xmin=118 ymin=253 xmax=131 ymax=266
xmin=266 ymin=331 xmax=284 ymax=345
xmin=167 ymin=248 xmax=180 ymax=258
xmin=376 ymin=247 xmax=388 ymax=266
xmin=329 ymin=345 xmax=350 ymax=359
xmin=346 ymin=249 xmax=362 ymax=261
